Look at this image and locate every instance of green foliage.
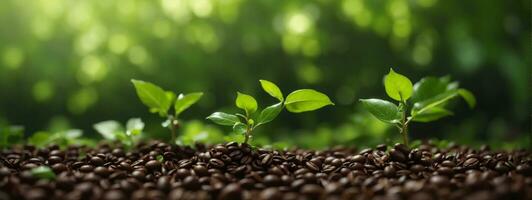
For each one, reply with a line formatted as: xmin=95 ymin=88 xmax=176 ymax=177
xmin=131 ymin=79 xmax=203 ymax=143
xmin=30 ymin=166 xmax=56 ymax=180
xmin=208 ymin=79 xmax=333 ymax=144
xmin=360 ymin=68 xmax=476 ymax=146
xmin=0 ymin=124 xmax=24 ymax=149
xmin=28 ymin=129 xmax=93 ymax=148
xmin=93 ymin=118 xmax=144 ymax=148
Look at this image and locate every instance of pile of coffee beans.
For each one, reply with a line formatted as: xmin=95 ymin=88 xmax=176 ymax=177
xmin=0 ymin=141 xmax=531 ymax=200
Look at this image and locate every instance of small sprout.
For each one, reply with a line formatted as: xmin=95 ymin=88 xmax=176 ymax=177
xmin=360 ymin=68 xmax=476 ymax=146
xmin=207 ymin=79 xmax=334 ymax=144
xmin=30 ymin=166 xmax=55 ymax=180
xmin=0 ymin=125 xmax=24 ymax=149
xmin=28 ymin=129 xmax=86 ymax=149
xmin=131 ymin=79 xmax=203 ymax=144
xmin=156 ymin=155 xmax=164 ymax=162
xmin=94 ymin=118 xmax=144 ymax=148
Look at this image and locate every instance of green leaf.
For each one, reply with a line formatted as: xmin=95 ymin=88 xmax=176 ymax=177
xmin=156 ymin=155 xmax=164 ymax=162
xmin=206 ymin=112 xmax=240 ymax=126
xmin=30 ymin=166 xmax=55 ymax=180
xmin=384 ymin=68 xmax=413 ymax=101
xmin=174 ymin=92 xmax=203 ymax=116
xmin=411 ymin=76 xmax=449 ymax=103
xmin=412 ymin=89 xmax=469 ymax=115
xmin=359 ymin=99 xmax=402 ymax=124
xmin=93 ymin=120 xmax=122 ymax=140
xmin=131 ymin=79 xmax=173 ymax=117
xmin=28 ymin=131 xmax=52 ymax=147
xmin=458 ymin=89 xmax=476 ymax=108
xmin=284 ymin=89 xmax=334 ymax=113
xmin=126 ymin=118 xmax=144 ymax=136
xmin=232 ymin=122 xmax=247 ymax=135
xmin=235 ymin=92 xmax=258 ymax=115
xmin=411 ymin=107 xmax=453 ymax=122
xmin=259 ymin=80 xmax=284 ymax=101
xmin=257 ymin=102 xmax=283 ymax=126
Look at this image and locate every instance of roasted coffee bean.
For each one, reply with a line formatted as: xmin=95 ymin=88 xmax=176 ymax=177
xmin=79 ymin=164 xmax=94 ymax=172
xmin=300 ymin=184 xmax=323 ymax=196
xmin=95 ymin=166 xmax=110 ymax=177
xmin=48 ymin=156 xmax=63 ymax=164
xmin=463 ymin=157 xmax=479 ymax=169
xmin=218 ymin=183 xmax=242 ymax=200
xmin=52 ymin=163 xmax=67 ymax=173
xmin=145 ymin=160 xmax=161 ymax=171
xmin=102 ymin=190 xmax=125 ymax=200
xmin=182 ymin=176 xmax=200 ymax=190
xmin=376 ymin=144 xmax=387 ymax=151
xmin=261 ymin=154 xmax=273 ymax=166
xmin=263 ymin=174 xmax=281 ymax=186
xmin=260 ymin=187 xmax=281 ymax=200
xmin=394 ymin=143 xmax=410 ymax=154
xmin=90 ymin=156 xmax=105 ymax=166
xmin=352 ymin=155 xmax=366 ymax=163
xmin=430 ymin=175 xmax=449 ymax=186
xmin=209 ymin=158 xmax=225 ymax=168
xmin=384 ymin=165 xmax=396 ymax=177
xmin=389 ymin=149 xmax=406 ymax=162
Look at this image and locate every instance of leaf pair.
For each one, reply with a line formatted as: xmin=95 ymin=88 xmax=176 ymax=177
xmin=28 ymin=129 xmax=92 ymax=148
xmin=0 ymin=125 xmax=24 ymax=149
xmin=207 ymin=79 xmax=334 ymax=143
xmin=93 ymin=118 xmax=144 ymax=147
xmin=131 ymin=80 xmax=203 ymax=118
xmin=361 ymin=69 xmax=476 ymax=125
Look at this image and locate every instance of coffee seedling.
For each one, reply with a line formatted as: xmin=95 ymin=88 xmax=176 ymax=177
xmin=131 ymin=80 xmax=203 ymax=143
xmin=30 ymin=166 xmax=56 ymax=180
xmin=29 ymin=129 xmax=94 ymax=148
xmin=94 ymin=118 xmax=144 ymax=148
xmin=360 ymin=69 xmax=476 ymax=146
xmin=0 ymin=124 xmax=23 ymax=149
xmin=207 ymin=80 xmax=334 ymax=144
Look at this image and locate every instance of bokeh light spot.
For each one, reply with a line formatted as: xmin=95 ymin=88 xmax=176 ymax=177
xmin=67 ymin=87 xmax=98 ymax=114
xmin=32 ymin=81 xmax=54 ymax=102
xmin=2 ymin=47 xmax=24 ymax=70
xmin=77 ymin=55 xmax=108 ymax=85
xmin=191 ymin=0 xmax=213 ymax=18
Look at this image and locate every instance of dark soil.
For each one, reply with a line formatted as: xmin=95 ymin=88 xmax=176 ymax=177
xmin=0 ymin=141 xmax=531 ymax=200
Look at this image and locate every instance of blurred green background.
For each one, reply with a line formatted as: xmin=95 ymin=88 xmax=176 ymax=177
xmin=0 ymin=0 xmax=529 ymax=149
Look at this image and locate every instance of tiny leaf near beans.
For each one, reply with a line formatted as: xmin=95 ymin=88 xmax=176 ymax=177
xmin=93 ymin=118 xmax=144 ymax=148
xmin=360 ymin=68 xmax=476 ymax=146
xmin=131 ymin=79 xmax=203 ymax=144
xmin=30 ymin=166 xmax=56 ymax=180
xmin=208 ymin=79 xmax=333 ymax=144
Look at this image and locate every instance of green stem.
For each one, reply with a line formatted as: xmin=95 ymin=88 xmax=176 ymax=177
xmin=168 ymin=115 xmax=178 ymax=144
xmin=400 ymin=100 xmax=409 ymax=147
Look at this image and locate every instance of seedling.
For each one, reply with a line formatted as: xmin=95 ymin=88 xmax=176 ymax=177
xmin=28 ymin=129 xmax=94 ymax=148
xmin=207 ymin=80 xmax=334 ymax=144
xmin=131 ymin=80 xmax=203 ymax=143
xmin=93 ymin=118 xmax=144 ymax=148
xmin=0 ymin=124 xmax=24 ymax=149
xmin=360 ymin=69 xmax=476 ymax=146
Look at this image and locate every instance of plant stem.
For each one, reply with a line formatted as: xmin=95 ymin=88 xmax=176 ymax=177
xmin=168 ymin=115 xmax=178 ymax=144
xmin=400 ymin=101 xmax=409 ymax=147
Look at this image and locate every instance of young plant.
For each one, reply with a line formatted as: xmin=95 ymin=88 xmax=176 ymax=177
xmin=30 ymin=166 xmax=56 ymax=180
xmin=0 ymin=124 xmax=23 ymax=149
xmin=131 ymin=80 xmax=203 ymax=143
xmin=93 ymin=118 xmax=144 ymax=148
xmin=360 ymin=69 xmax=476 ymax=146
xmin=28 ymin=129 xmax=94 ymax=148
xmin=207 ymin=80 xmax=334 ymax=144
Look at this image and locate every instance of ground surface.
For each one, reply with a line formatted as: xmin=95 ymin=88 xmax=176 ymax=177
xmin=0 ymin=141 xmax=531 ymax=200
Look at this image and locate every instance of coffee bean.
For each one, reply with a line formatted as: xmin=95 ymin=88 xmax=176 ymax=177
xmin=300 ymin=184 xmax=323 ymax=196
xmin=352 ymin=155 xmax=366 ymax=163
xmin=219 ymin=183 xmax=242 ymax=200
xmin=389 ymin=149 xmax=406 ymax=162
xmin=52 ymin=163 xmax=67 ymax=173
xmin=376 ymin=144 xmax=387 ymax=151
xmin=384 ymin=166 xmax=396 ymax=177
xmin=430 ymin=175 xmax=449 ymax=186
xmin=90 ymin=156 xmax=104 ymax=166
xmin=48 ymin=156 xmax=63 ymax=164
xmin=95 ymin=166 xmax=110 ymax=177
xmin=209 ymin=158 xmax=225 ymax=168
xmin=145 ymin=160 xmax=161 ymax=171
xmin=463 ymin=157 xmax=479 ymax=169
xmin=182 ymin=176 xmax=200 ymax=190
xmin=260 ymin=187 xmax=281 ymax=200
xmin=102 ymin=190 xmax=125 ymax=200
xmin=263 ymin=174 xmax=281 ymax=186
xmin=394 ymin=143 xmax=410 ymax=154
xmin=131 ymin=170 xmax=145 ymax=180
xmin=80 ymin=164 xmax=94 ymax=172
xmin=261 ymin=154 xmax=273 ymax=166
